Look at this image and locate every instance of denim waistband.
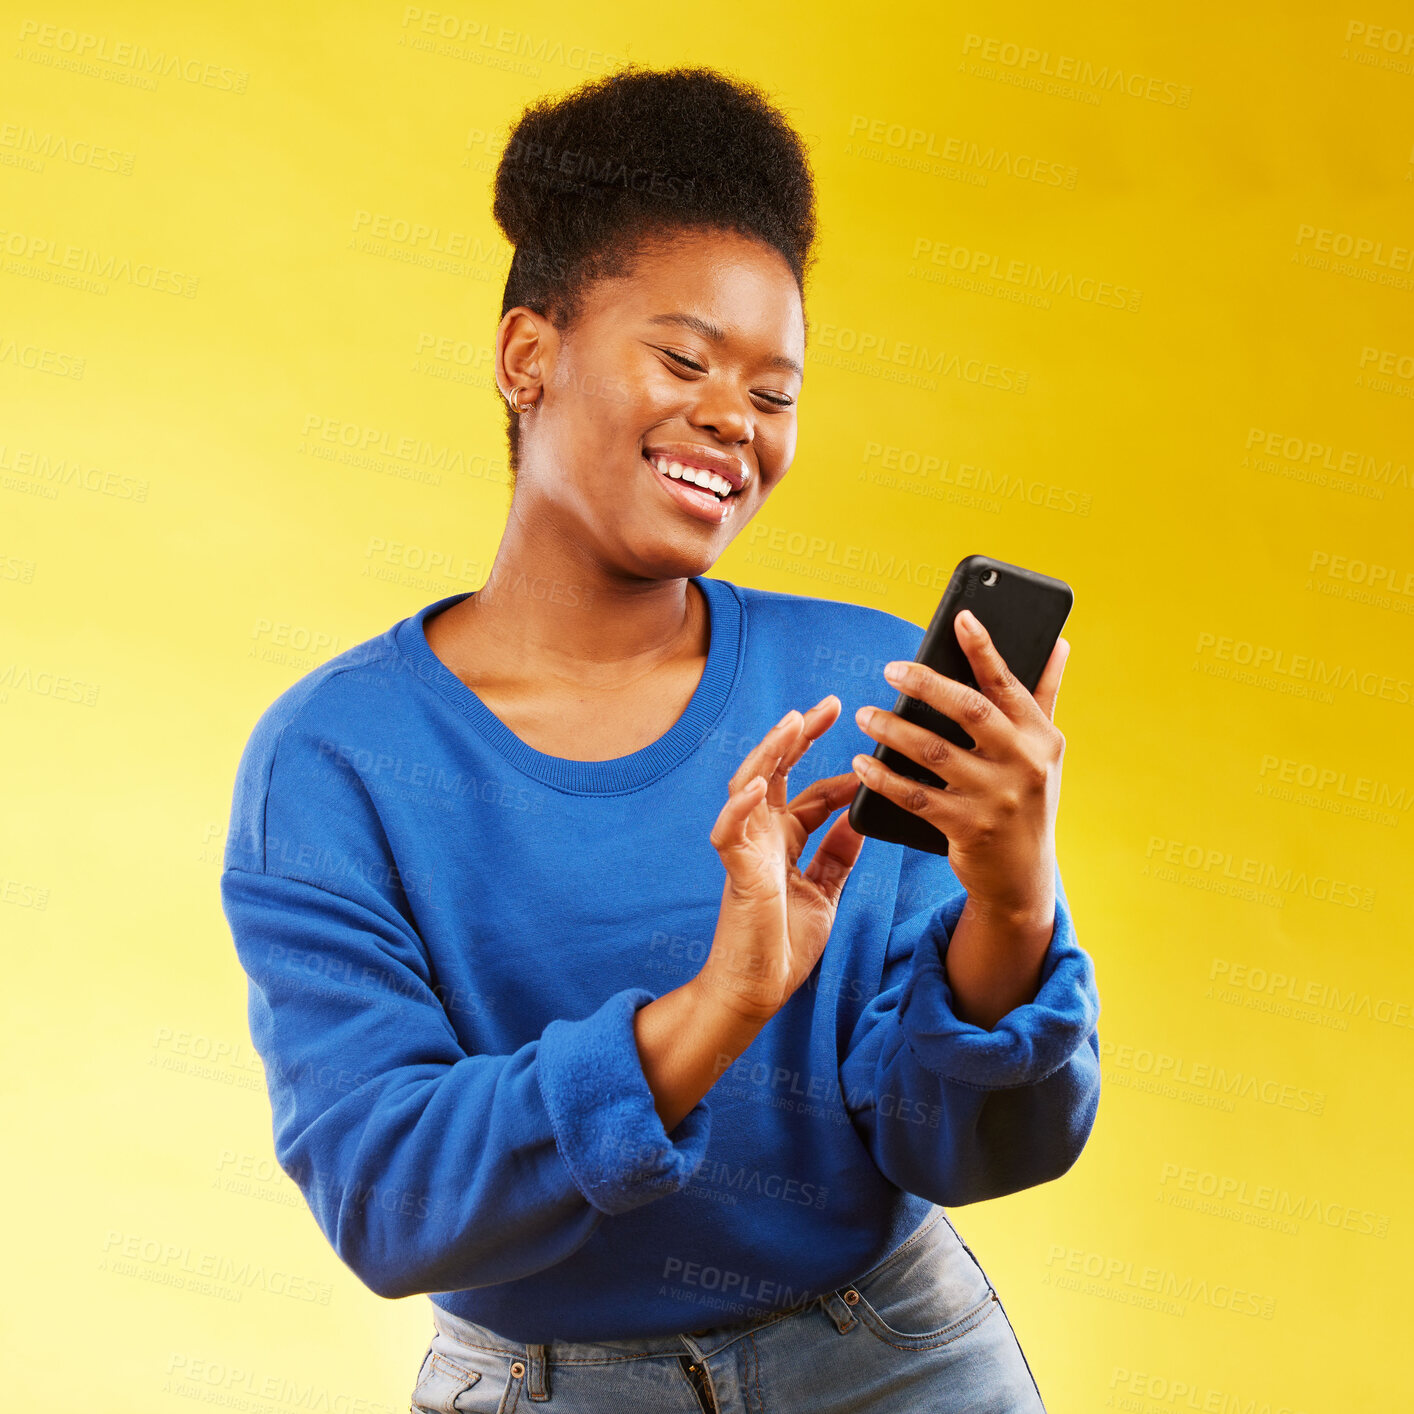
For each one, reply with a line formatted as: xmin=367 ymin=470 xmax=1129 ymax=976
xmin=429 ymin=1206 xmax=948 ymax=1367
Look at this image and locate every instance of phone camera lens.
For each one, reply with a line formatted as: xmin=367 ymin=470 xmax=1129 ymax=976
xmin=981 ymin=569 xmax=998 ymax=587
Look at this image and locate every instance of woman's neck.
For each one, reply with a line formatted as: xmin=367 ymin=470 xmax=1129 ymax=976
xmin=426 ymin=532 xmax=710 ymax=696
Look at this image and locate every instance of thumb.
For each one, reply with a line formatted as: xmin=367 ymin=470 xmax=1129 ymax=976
xmin=802 ymin=808 xmax=867 ymax=909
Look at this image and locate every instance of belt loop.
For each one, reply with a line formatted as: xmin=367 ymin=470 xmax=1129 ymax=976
xmin=822 ymin=1290 xmax=858 ymax=1334
xmin=524 ymin=1342 xmax=550 ymax=1401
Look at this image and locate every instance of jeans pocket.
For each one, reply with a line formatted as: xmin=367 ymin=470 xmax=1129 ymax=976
xmin=410 ymin=1344 xmax=496 ymax=1414
xmin=847 ymin=1211 xmax=999 ymax=1352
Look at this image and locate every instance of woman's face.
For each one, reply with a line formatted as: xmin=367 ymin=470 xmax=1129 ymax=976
xmin=503 ymin=226 xmax=805 ymax=580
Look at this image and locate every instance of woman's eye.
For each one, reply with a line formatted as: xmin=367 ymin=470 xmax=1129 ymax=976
xmin=658 ymin=349 xmax=793 ymax=408
xmin=662 ymin=349 xmax=705 ymax=373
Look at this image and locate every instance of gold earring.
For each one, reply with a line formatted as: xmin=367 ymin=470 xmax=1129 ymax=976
xmin=508 ymin=386 xmax=537 ymax=414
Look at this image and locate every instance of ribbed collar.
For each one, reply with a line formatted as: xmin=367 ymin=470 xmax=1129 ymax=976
xmin=397 ymin=575 xmax=745 ymax=795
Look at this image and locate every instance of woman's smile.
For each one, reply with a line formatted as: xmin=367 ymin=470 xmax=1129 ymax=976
xmin=642 ymin=444 xmax=750 ymax=526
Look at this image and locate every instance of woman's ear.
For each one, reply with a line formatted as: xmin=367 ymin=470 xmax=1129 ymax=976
xmin=496 ymin=306 xmax=552 ymax=401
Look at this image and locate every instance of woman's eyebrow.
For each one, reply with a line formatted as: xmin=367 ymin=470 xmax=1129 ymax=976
xmin=645 ymin=311 xmax=803 ymax=379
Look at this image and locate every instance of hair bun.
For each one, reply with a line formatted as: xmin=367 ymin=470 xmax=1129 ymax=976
xmin=493 ymin=64 xmax=815 ymax=303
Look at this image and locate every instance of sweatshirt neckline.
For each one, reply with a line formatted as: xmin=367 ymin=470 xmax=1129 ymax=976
xmin=399 ymin=575 xmax=744 ymax=794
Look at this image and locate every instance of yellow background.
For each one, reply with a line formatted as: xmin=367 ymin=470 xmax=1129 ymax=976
xmin=4 ymin=3 xmax=1411 ymax=1409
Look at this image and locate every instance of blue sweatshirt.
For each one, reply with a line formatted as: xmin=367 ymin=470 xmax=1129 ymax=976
xmin=218 ymin=574 xmax=1101 ymax=1344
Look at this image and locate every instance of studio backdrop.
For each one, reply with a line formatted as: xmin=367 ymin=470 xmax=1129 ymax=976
xmin=3 ymin=3 xmax=1410 ymax=1410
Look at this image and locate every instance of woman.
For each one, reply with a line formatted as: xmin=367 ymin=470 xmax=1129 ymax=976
xmin=220 ymin=64 xmax=1100 ymax=1414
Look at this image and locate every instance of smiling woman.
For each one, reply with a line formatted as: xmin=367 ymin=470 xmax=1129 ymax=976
xmin=219 ymin=63 xmax=1100 ymax=1414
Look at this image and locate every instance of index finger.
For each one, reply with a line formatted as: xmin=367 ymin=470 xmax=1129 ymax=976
xmin=766 ymin=695 xmax=840 ymax=808
xmin=882 ymin=658 xmax=1010 ymax=755
xmin=728 ymin=711 xmax=803 ymax=794
xmin=953 ymin=609 xmax=1054 ymax=729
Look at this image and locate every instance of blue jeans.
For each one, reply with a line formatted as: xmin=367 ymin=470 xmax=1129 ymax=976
xmin=409 ymin=1208 xmax=1046 ymax=1412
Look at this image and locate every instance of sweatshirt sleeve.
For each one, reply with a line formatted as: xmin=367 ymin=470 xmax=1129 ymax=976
xmin=217 ymin=698 xmax=710 ymax=1302
xmin=838 ymin=848 xmax=1101 ymax=1208
xmin=220 ymin=867 xmax=711 ymax=1299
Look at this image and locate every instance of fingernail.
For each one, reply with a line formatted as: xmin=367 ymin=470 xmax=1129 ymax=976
xmin=883 ymin=661 xmax=906 ymax=682
xmin=776 ymin=710 xmax=796 ymax=729
xmin=956 ymin=609 xmax=977 ymax=633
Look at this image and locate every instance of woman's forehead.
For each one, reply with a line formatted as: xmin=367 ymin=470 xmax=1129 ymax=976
xmin=583 ymin=235 xmax=804 ymax=335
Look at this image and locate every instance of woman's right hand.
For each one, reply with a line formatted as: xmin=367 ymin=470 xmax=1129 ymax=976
xmin=698 ymin=697 xmax=868 ymax=1024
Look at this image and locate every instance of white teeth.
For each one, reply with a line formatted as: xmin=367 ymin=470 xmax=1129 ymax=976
xmin=648 ymin=455 xmax=738 ymax=500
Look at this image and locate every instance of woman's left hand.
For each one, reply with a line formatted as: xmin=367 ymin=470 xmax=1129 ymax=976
xmin=851 ymin=610 xmax=1071 ymax=919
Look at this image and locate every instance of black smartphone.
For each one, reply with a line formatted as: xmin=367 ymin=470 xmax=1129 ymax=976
xmin=847 ymin=554 xmax=1074 ymax=856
